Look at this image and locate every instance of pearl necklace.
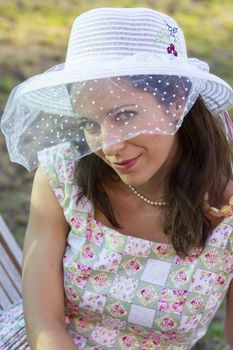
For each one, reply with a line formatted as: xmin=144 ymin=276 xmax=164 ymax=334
xmin=128 ymin=185 xmax=168 ymax=206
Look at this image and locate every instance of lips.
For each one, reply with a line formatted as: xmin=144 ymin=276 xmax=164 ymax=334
xmin=112 ymin=154 xmax=142 ymax=171
xmin=114 ymin=155 xmax=141 ymax=165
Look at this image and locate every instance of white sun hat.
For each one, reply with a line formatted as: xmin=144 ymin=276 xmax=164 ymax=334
xmin=1 ymin=7 xmax=233 ymax=170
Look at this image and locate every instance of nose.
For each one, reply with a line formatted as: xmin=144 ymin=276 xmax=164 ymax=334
xmin=100 ymin=120 xmax=127 ymax=155
xmin=102 ymin=139 xmax=126 ymax=155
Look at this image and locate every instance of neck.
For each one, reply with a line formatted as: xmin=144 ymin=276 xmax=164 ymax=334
xmin=134 ymin=137 xmax=180 ymax=200
xmin=134 ymin=173 xmax=169 ymax=201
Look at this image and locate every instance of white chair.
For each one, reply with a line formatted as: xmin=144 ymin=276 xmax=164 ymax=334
xmin=0 ymin=215 xmax=22 ymax=309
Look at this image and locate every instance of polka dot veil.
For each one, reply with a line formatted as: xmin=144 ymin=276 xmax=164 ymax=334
xmin=1 ymin=73 xmax=200 ymax=170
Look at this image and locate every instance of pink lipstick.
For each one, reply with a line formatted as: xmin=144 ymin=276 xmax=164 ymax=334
xmin=113 ymin=155 xmax=141 ymax=171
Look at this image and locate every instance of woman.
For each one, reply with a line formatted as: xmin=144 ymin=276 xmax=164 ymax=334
xmin=0 ymin=7 xmax=233 ymax=350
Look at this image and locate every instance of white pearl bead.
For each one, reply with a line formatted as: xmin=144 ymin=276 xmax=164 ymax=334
xmin=128 ymin=185 xmax=168 ymax=207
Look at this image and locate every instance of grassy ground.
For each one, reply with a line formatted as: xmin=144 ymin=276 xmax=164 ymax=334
xmin=0 ymin=1 xmax=232 ymax=348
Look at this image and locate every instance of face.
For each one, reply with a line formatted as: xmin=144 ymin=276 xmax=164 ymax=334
xmin=72 ymin=78 xmax=180 ymax=187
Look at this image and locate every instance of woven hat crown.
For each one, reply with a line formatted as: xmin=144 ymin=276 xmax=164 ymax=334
xmin=65 ymin=7 xmax=187 ymax=68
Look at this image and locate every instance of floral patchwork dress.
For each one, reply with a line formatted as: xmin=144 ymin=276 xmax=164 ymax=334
xmin=1 ymin=142 xmax=233 ymax=350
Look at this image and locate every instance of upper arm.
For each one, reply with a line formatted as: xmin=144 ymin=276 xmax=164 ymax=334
xmin=225 ymin=279 xmax=233 ymax=345
xmin=22 ymin=166 xmax=70 ymax=330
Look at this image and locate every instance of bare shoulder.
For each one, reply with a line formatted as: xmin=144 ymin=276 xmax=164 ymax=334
xmin=33 ymin=166 xmax=63 ymax=212
xmin=26 ymin=166 xmax=69 ymax=236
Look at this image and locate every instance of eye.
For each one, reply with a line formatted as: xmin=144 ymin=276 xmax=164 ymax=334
xmin=115 ymin=110 xmax=138 ymax=122
xmin=79 ymin=120 xmax=101 ymax=134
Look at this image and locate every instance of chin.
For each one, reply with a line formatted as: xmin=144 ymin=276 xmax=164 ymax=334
xmin=119 ymin=174 xmax=153 ymax=187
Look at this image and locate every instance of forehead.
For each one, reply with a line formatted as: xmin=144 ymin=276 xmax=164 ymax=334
xmin=70 ymin=78 xmax=153 ymax=114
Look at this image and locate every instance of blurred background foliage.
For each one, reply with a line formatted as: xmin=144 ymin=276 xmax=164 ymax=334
xmin=0 ymin=1 xmax=232 ymax=349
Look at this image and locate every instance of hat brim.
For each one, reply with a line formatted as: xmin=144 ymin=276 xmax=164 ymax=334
xmin=15 ymin=54 xmax=233 ymax=117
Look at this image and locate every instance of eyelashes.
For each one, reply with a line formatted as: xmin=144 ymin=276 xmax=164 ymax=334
xmin=80 ymin=120 xmax=101 ymax=134
xmin=79 ymin=110 xmax=138 ymax=134
xmin=115 ymin=110 xmax=138 ymax=121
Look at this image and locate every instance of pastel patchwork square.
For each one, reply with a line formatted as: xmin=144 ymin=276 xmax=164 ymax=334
xmin=64 ymin=261 xmax=92 ymax=289
xmin=125 ymin=236 xmax=153 ymax=257
xmin=64 ymin=284 xmax=83 ymax=306
xmin=157 ymin=288 xmax=187 ymax=314
xmin=141 ymin=259 xmax=171 ymax=286
xmin=205 ymin=291 xmax=222 ymax=309
xmin=178 ymin=314 xmax=202 ymax=332
xmin=73 ymin=309 xmax=100 ymax=334
xmin=93 ymin=248 xmax=122 ymax=273
xmin=150 ymin=243 xmax=175 ymax=261
xmin=117 ymin=332 xmax=140 ymax=349
xmin=68 ymin=211 xmax=88 ymax=234
xmin=222 ymin=250 xmax=233 ymax=273
xmin=154 ymin=313 xmax=179 ymax=331
xmin=184 ymin=294 xmax=206 ymax=315
xmin=105 ymin=298 xmax=130 ymax=319
xmin=189 ymin=269 xmax=216 ymax=295
xmin=173 ymin=248 xmax=201 ymax=265
xmin=101 ymin=315 xmax=126 ymax=331
xmin=66 ymin=233 xmax=86 ymax=254
xmin=86 ymin=216 xmax=104 ymax=246
xmin=200 ymin=248 xmax=220 ymax=269
xmin=55 ymin=159 xmax=75 ymax=185
xmin=127 ymin=324 xmax=148 ymax=336
xmin=87 ymin=271 xmax=113 ymax=293
xmin=104 ymin=229 xmax=127 ymax=252
xmin=80 ymin=290 xmax=106 ymax=313
xmin=133 ymin=281 xmax=161 ymax=307
xmin=207 ymin=224 xmax=232 ymax=249
xmin=75 ymin=193 xmax=93 ymax=212
xmin=91 ymin=325 xmax=119 ymax=347
xmin=118 ymin=256 xmax=145 ymax=277
xmin=80 ymin=242 xmax=100 ymax=267
xmin=140 ymin=338 xmax=162 ymax=349
xmin=212 ymin=272 xmax=227 ymax=292
xmin=168 ymin=267 xmax=191 ymax=289
xmin=108 ymin=275 xmax=138 ymax=302
xmin=128 ymin=304 xmax=155 ymax=328
xmin=68 ymin=330 xmax=87 ymax=349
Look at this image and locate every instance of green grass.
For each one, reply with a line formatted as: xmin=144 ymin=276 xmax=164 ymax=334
xmin=0 ymin=77 xmax=15 ymax=94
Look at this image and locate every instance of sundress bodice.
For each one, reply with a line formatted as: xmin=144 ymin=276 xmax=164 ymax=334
xmin=0 ymin=141 xmax=232 ymax=350
xmin=37 ymin=142 xmax=233 ymax=350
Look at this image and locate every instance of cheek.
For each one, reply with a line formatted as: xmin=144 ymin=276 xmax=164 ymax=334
xmin=146 ymin=135 xmax=177 ymax=158
xmin=84 ymin=132 xmax=101 ymax=151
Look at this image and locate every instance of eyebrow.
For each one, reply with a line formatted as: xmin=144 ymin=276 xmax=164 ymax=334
xmin=76 ymin=104 xmax=137 ymax=121
xmin=107 ymin=104 xmax=137 ymax=115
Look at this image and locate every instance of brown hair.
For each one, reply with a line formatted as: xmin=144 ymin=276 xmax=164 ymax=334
xmin=74 ymin=94 xmax=232 ymax=257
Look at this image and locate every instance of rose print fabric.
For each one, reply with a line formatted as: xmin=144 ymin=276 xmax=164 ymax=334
xmin=0 ymin=142 xmax=233 ymax=350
